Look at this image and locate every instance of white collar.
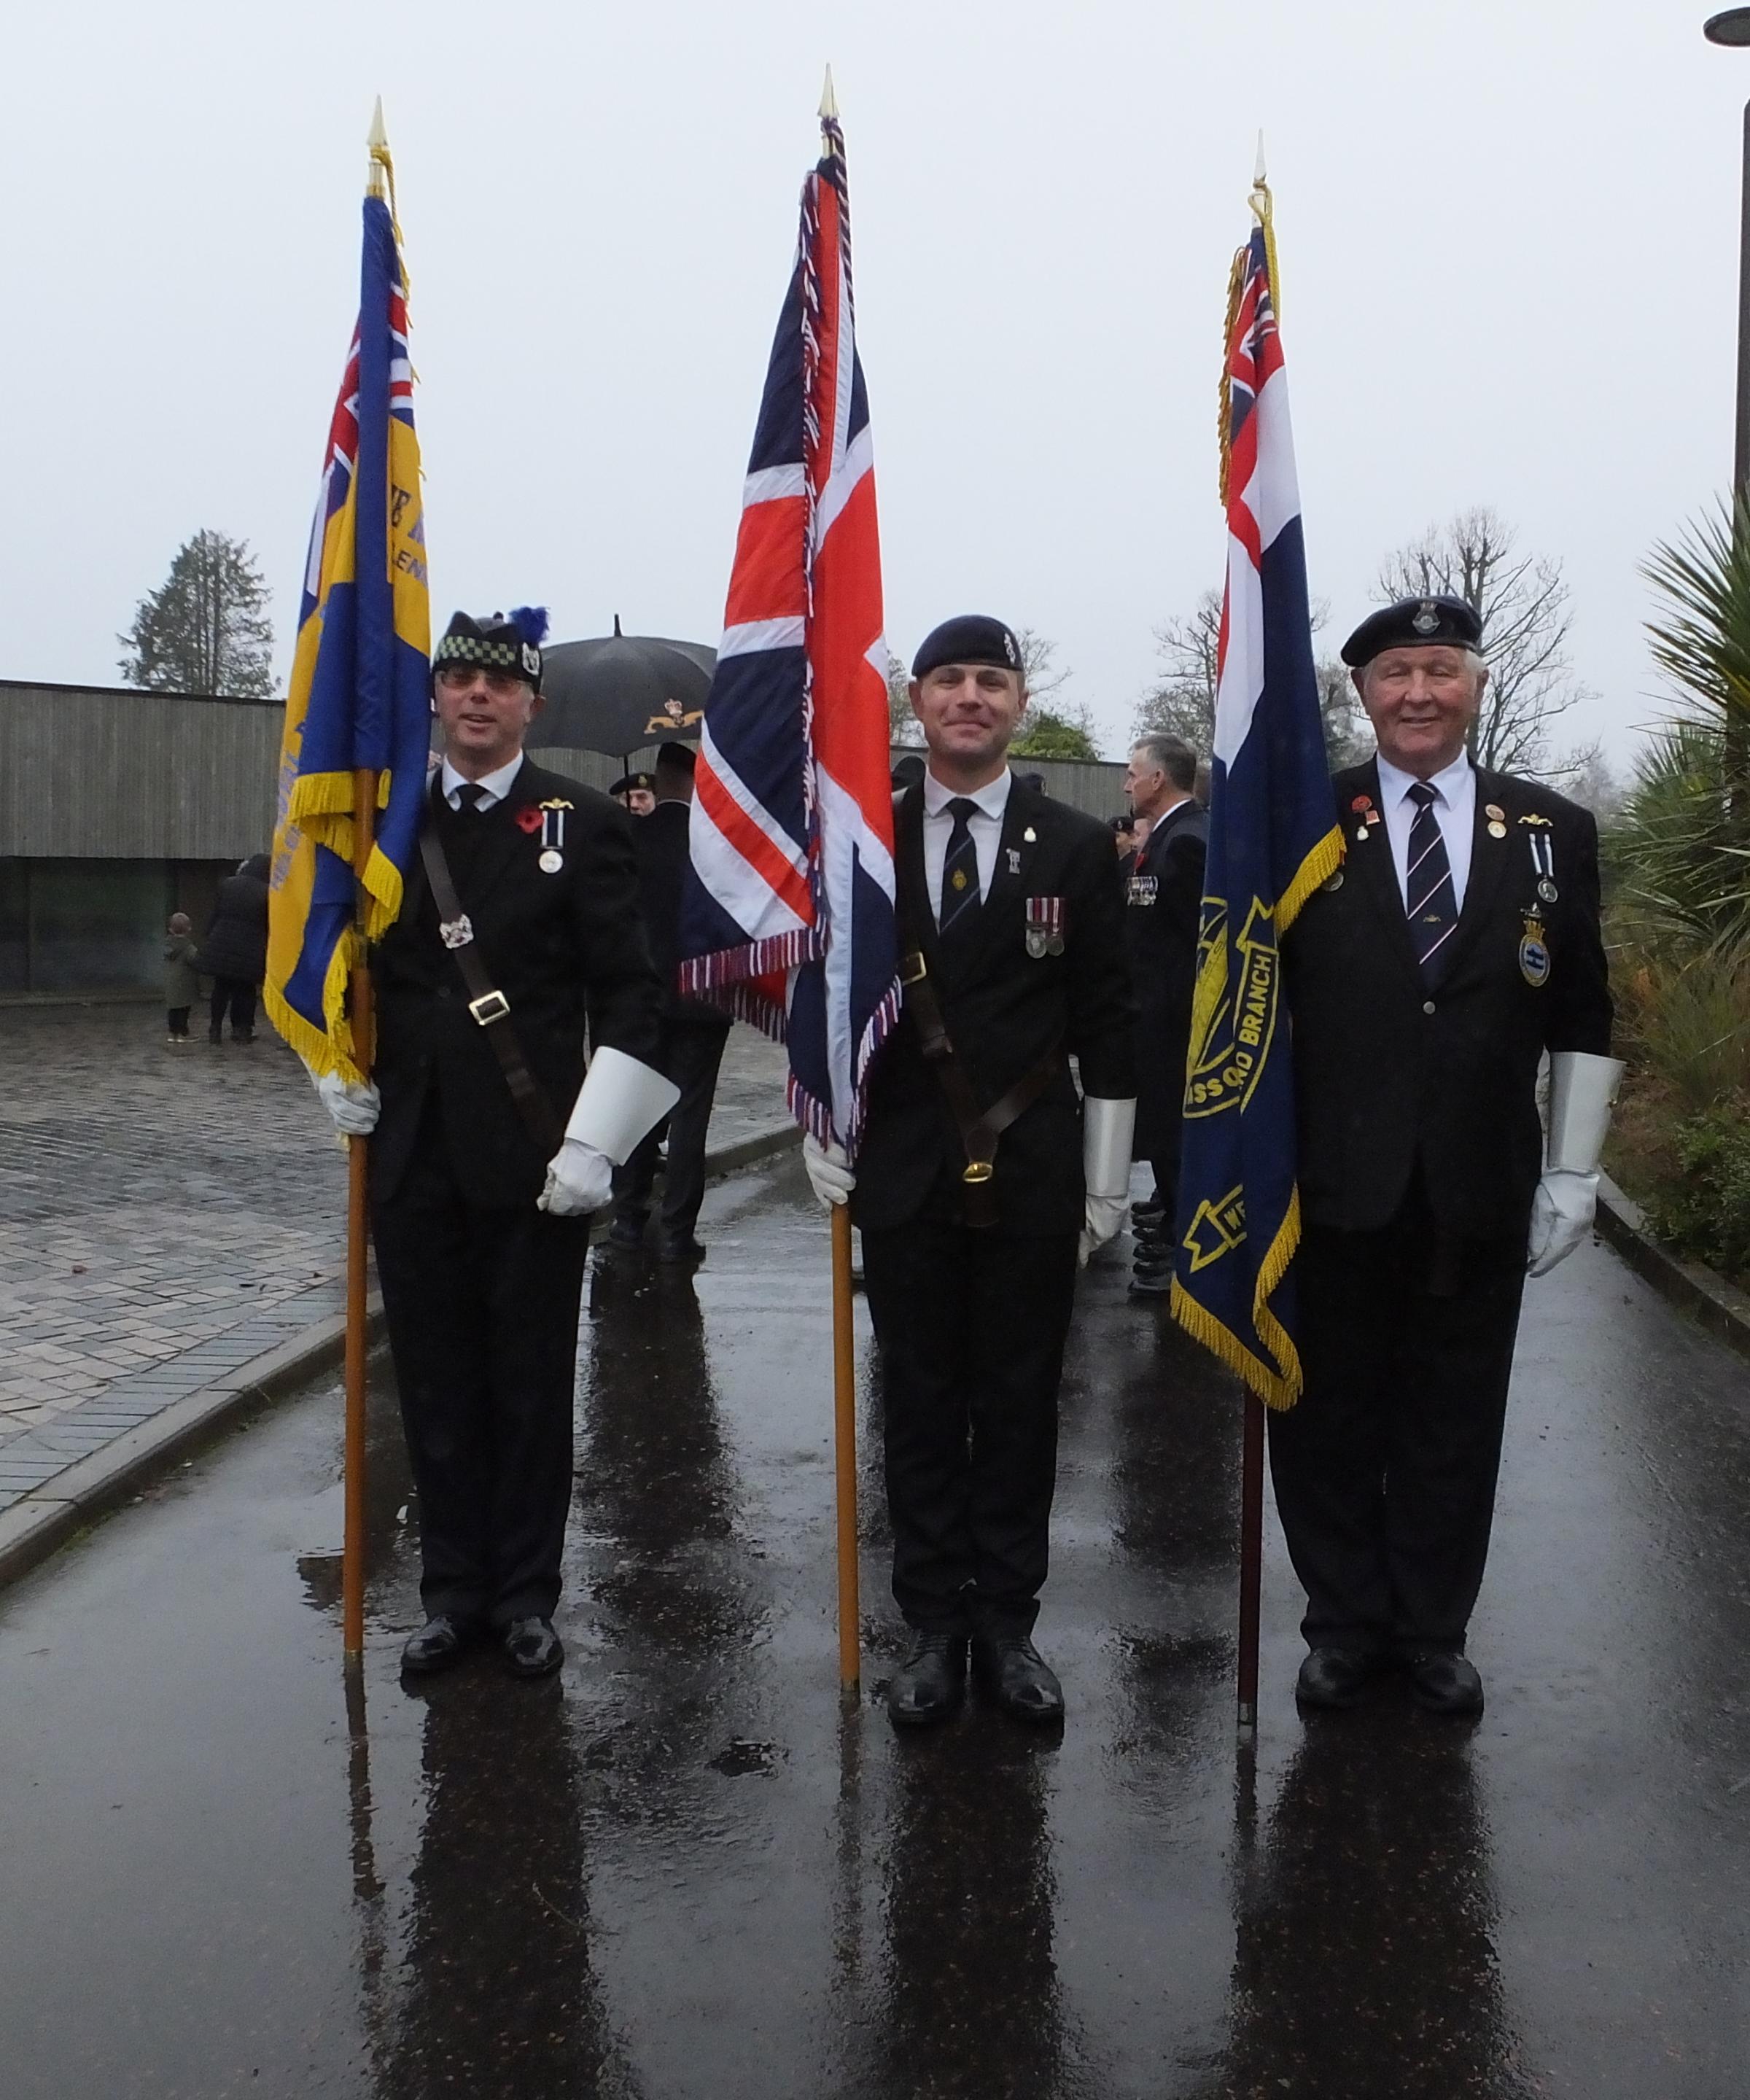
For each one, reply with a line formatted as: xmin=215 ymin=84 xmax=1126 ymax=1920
xmin=440 ymin=752 xmax=524 ymax=804
xmin=922 ymin=766 xmax=1012 ymax=820
xmin=1375 ymin=749 xmax=1472 ymax=809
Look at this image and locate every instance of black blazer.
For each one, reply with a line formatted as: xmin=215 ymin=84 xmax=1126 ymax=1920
xmin=852 ymin=777 xmax=1137 ymax=1237
xmin=635 ymin=799 xmax=732 ymax=1031
xmin=1125 ymin=798 xmax=1208 ymax=1152
xmin=370 ymin=760 xmax=662 ymax=1208
xmin=1283 ymin=760 xmax=1612 ymax=1238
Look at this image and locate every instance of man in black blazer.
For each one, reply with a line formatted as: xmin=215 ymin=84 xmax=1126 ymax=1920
xmin=607 ymin=742 xmax=733 ymax=1262
xmin=802 ymin=614 xmax=1137 ymax=1727
xmin=314 ymin=609 xmax=674 ymax=1681
xmin=1119 ymin=732 xmax=1208 ymax=1296
xmin=1275 ymin=595 xmax=1620 ymax=1716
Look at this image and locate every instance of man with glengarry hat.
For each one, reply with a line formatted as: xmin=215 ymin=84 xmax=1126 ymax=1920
xmin=312 ymin=607 xmax=676 ymax=1681
xmin=801 ymin=614 xmax=1137 ymax=1728
xmin=1272 ymin=593 xmax=1619 ymax=1717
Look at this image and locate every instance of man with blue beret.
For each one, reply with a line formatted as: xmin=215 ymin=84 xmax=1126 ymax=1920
xmin=801 ymin=614 xmax=1138 ymax=1727
xmin=1274 ymin=594 xmax=1620 ymax=1716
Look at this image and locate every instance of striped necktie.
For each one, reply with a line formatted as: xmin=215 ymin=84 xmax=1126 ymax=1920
xmin=1406 ymin=780 xmax=1458 ymax=984
xmin=938 ymin=798 xmax=983 ymax=942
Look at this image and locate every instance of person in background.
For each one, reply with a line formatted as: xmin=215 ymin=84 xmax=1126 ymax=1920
xmin=607 ymin=742 xmax=733 ymax=1264
xmin=201 ymin=853 xmax=271 ymax=1044
xmin=1120 ymin=735 xmax=1208 ymax=1299
xmin=163 ymin=912 xmax=200 ymax=1046
xmin=609 ymin=771 xmax=658 ymax=817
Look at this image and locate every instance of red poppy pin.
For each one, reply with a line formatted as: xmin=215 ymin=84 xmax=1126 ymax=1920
xmin=515 ymin=806 xmax=543 ymax=835
xmin=1350 ymin=794 xmax=1372 ymax=814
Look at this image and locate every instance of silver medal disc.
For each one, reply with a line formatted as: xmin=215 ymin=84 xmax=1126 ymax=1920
xmin=1025 ymin=928 xmax=1048 ymax=959
xmin=1537 ymin=879 xmax=1558 ymax=903
xmin=538 ymin=849 xmax=563 ymax=874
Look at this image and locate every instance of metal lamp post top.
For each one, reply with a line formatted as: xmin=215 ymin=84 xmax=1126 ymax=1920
xmin=1706 ymin=9 xmax=1750 ymax=45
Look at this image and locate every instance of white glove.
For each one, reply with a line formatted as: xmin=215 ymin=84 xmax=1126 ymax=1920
xmin=1527 ymin=1170 xmax=1598 ymax=1277
xmin=803 ymin=1134 xmax=855 ymax=1208
xmin=316 ymin=1070 xmax=380 ymax=1137
xmin=1079 ymin=1194 xmax=1129 ymax=1266
xmin=537 ymin=1137 xmax=615 ymax=1216
xmin=1078 ymin=1095 xmax=1138 ymax=1266
xmin=1527 ymin=1049 xmax=1625 ymax=1278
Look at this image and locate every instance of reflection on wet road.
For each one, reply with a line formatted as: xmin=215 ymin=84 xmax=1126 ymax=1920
xmin=1 ymin=1155 xmax=1748 ymax=2097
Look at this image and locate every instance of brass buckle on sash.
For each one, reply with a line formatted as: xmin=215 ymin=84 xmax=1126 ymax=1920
xmin=900 ymin=950 xmax=928 ymax=987
xmin=468 ymin=989 xmax=510 ymax=1027
xmin=962 ymin=1161 xmax=994 ymax=1186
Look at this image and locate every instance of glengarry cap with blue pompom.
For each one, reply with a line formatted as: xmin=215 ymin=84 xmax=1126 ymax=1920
xmin=432 ymin=605 xmax=550 ymax=691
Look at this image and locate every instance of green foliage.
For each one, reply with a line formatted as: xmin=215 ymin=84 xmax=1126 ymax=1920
xmin=1613 ymin=944 xmax=1750 ymax=1117
xmin=119 ymin=529 xmax=274 ymax=696
xmin=1011 ymin=705 xmax=1101 ymax=761
xmin=1644 ymin=1102 xmax=1750 ymax=1281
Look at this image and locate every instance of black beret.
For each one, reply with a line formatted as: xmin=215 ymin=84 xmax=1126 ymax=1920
xmin=911 ymin=614 xmax=1025 ymax=682
xmin=655 ymin=740 xmax=696 ymax=771
xmin=433 ymin=606 xmax=549 ymax=691
xmin=1341 ymin=595 xmax=1481 ymax=669
xmin=609 ymin=771 xmax=656 ymax=798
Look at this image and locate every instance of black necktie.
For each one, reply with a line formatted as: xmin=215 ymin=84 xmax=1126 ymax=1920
xmin=938 ymin=798 xmax=983 ymax=941
xmin=453 ymin=782 xmax=488 ymax=813
xmin=1406 ymin=781 xmax=1458 ymax=983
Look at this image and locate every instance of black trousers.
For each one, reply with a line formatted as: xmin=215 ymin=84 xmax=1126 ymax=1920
xmin=209 ymin=978 xmax=256 ymax=1038
xmin=860 ymin=1205 xmax=1080 ymax=1636
xmin=610 ymin=1017 xmax=729 ymax=1241
xmin=1267 ymin=1183 xmax=1528 ymax=1654
xmin=166 ymin=1006 xmax=191 ymax=1037
xmin=372 ymin=1127 xmax=593 ymax=1626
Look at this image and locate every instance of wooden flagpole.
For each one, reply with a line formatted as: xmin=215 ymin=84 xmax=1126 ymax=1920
xmin=831 ymin=1202 xmax=860 ymax=1692
xmin=1236 ymin=1393 xmax=1264 ymax=1732
xmin=343 ymin=764 xmax=377 ymax=1660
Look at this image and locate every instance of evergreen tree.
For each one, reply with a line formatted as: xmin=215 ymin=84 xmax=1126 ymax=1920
xmin=119 ymin=529 xmax=275 ymax=696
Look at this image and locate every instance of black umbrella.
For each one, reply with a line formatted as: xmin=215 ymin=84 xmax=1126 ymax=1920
xmin=536 ymin=616 xmax=716 ymax=758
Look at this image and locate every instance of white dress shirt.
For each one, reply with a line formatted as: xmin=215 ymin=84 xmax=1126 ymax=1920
xmin=440 ymin=752 xmax=524 ymax=812
xmin=1374 ymin=751 xmax=1475 ymax=913
xmin=921 ymin=766 xmax=1011 ymax=922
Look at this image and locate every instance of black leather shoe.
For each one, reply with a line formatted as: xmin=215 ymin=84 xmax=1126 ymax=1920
xmin=400 ymin=1615 xmax=478 ymax=1676
xmin=606 ymin=1216 xmax=646 ymax=1251
xmin=657 ymin=1234 xmax=706 ymax=1265
xmin=1128 ymin=1264 xmax=1172 ymax=1298
xmin=887 ymin=1630 xmax=966 ymax=1727
xmin=502 ymin=1617 xmax=564 ymax=1679
xmin=972 ymin=1633 xmax=1065 ymax=1722
xmin=1404 ymin=1649 xmax=1485 ymax=1716
xmin=1294 ymin=1646 xmax=1384 ymax=1709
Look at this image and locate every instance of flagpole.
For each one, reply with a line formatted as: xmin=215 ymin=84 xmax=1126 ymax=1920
xmin=817 ymin=61 xmax=861 ymax=1697
xmin=831 ymin=1203 xmax=860 ymax=1692
xmin=1234 ymin=139 xmax=1272 ymax=1742
xmin=341 ymin=101 xmax=391 ymax=1663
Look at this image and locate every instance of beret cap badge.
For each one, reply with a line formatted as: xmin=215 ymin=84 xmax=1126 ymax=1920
xmin=1412 ymin=600 xmax=1440 ymax=634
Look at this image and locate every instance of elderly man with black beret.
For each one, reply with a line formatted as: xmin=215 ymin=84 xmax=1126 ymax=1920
xmin=1274 ymin=595 xmax=1620 ymax=1716
xmin=314 ymin=608 xmax=676 ymax=1681
xmin=802 ymin=615 xmax=1138 ymax=1728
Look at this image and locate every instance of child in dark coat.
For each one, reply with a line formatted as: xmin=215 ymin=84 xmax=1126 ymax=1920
xmin=163 ymin=913 xmax=201 ymax=1044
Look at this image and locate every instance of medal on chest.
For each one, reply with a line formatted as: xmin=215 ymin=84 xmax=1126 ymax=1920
xmin=1024 ymin=895 xmax=1067 ymax=959
xmin=534 ymin=799 xmax=572 ymax=873
xmin=1519 ymin=906 xmax=1551 ymax=987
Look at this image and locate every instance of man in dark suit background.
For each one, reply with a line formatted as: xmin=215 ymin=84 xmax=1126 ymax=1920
xmin=1275 ymin=595 xmax=1621 ymax=1716
xmin=607 ymin=741 xmax=733 ymax=1263
xmin=1118 ymin=732 xmax=1208 ymax=1298
xmin=314 ymin=608 xmax=675 ymax=1681
xmin=802 ymin=615 xmax=1136 ymax=1728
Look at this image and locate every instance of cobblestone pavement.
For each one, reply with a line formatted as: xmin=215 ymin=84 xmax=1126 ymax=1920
xmin=0 ymin=1003 xmax=791 ymax=1510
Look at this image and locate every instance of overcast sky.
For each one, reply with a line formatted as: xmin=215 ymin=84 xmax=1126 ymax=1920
xmin=3 ymin=0 xmax=1743 ymax=771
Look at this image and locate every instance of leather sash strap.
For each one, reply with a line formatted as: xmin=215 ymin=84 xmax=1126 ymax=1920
xmin=418 ymin=826 xmax=563 ymax=1155
xmin=899 ymin=947 xmax=1065 ymax=1229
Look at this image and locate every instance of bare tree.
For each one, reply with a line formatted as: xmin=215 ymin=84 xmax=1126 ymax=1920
xmin=886 ymin=650 xmax=922 ymax=746
xmin=1135 ymin=589 xmax=1221 ymax=750
xmin=119 ymin=529 xmax=274 ymax=696
xmin=1014 ymin=626 xmax=1070 ymax=704
xmin=1137 ymin=586 xmax=1370 ymax=768
xmin=1374 ymin=507 xmax=1580 ymax=774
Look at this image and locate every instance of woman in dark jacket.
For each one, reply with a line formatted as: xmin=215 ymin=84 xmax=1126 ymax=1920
xmin=201 ymin=853 xmax=270 ymax=1043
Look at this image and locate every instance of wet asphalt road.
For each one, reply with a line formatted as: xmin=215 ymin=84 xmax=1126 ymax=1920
xmin=2 ymin=1155 xmax=1749 ymax=2099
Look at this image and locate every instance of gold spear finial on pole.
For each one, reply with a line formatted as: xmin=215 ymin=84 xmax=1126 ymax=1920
xmin=820 ymin=63 xmax=839 ymax=125
xmin=367 ymin=97 xmax=389 ymax=198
